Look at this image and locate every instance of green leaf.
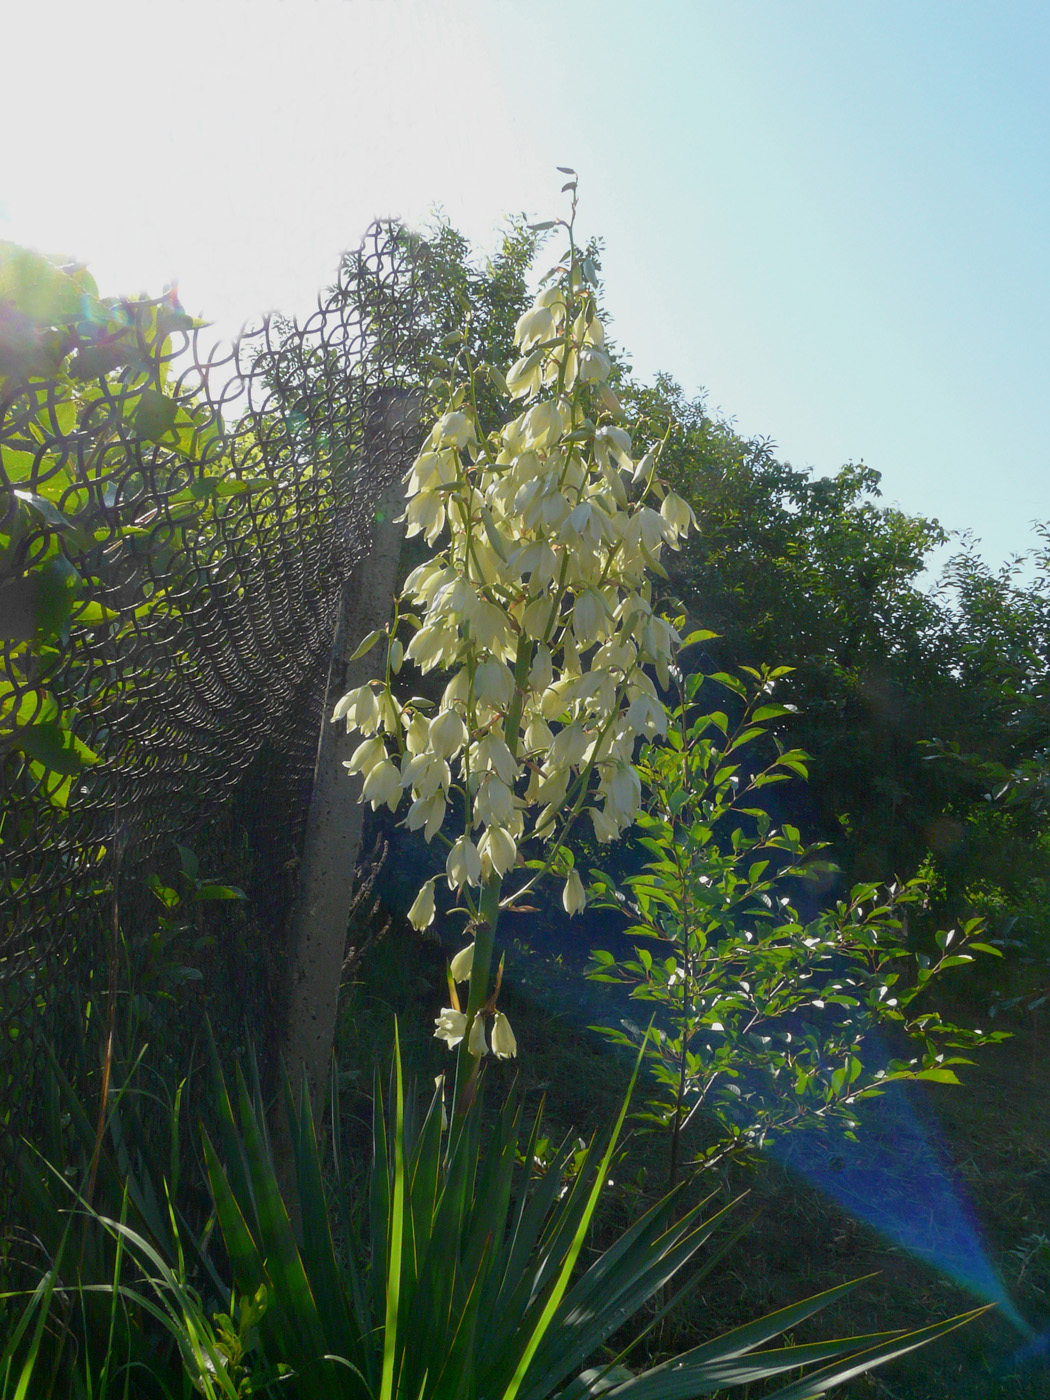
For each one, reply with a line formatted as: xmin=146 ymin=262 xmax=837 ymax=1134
xmin=133 ymin=388 xmax=179 ymax=443
xmin=379 ymin=1024 xmax=406 ymax=1400
xmin=0 ymin=243 xmax=83 ymax=323
xmin=15 ymin=720 xmax=99 ymax=775
xmin=73 ymin=599 xmax=120 ymax=626
xmin=916 ymin=1067 xmax=961 ymax=1084
xmin=193 ymin=884 xmax=247 ymax=902
xmin=12 ymin=489 xmax=73 ymax=531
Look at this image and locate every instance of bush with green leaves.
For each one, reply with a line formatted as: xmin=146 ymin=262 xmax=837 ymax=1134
xmin=587 ymin=664 xmax=1006 ymax=1183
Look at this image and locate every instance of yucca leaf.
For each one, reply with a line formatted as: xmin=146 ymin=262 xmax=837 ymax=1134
xmin=231 ymin=1066 xmax=326 ymax=1349
xmin=644 ymin=1274 xmax=876 ymax=1368
xmin=524 ymin=1201 xmax=735 ymax=1400
xmin=379 ymin=1023 xmax=407 ymax=1400
xmin=201 ymin=1127 xmax=265 ymax=1294
xmin=283 ymin=1067 xmax=357 ymax=1355
xmin=604 ymin=1334 xmax=906 ymax=1400
xmin=757 ymin=1307 xmax=992 ymax=1399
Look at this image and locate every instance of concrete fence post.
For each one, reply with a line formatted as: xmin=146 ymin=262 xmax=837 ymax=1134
xmin=279 ymin=390 xmax=416 ymax=1127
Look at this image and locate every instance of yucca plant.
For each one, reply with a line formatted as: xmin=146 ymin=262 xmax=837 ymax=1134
xmin=201 ymin=1029 xmax=985 ymax=1400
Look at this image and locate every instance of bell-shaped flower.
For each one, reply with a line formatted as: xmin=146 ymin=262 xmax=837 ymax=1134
xmin=626 ymin=690 xmax=668 ymax=738
xmin=506 ymin=352 xmax=543 ymax=401
xmin=407 ymin=878 xmax=437 ymax=930
xmin=468 ymin=1013 xmax=488 ymax=1058
xmin=536 ymin=284 xmax=569 ymax=315
xmin=343 ymin=734 xmax=387 ymax=778
xmin=590 ymin=805 xmax=620 ymax=843
xmin=595 ymin=425 xmax=633 ymax=472
xmin=517 ymin=540 xmax=558 ymax=591
xmin=636 ymin=506 xmax=674 ymax=555
xmin=549 ymin=722 xmax=590 ymax=771
xmin=479 ymin=824 xmax=517 ymax=878
xmin=514 ymin=304 xmax=555 ymax=351
xmin=533 ymin=764 xmax=570 ymax=808
xmin=434 ymin=1008 xmax=467 ymax=1048
xmin=428 ymin=708 xmax=467 ymax=759
xmin=522 ymin=399 xmax=569 ymax=452
xmin=403 ymin=558 xmax=448 ymax=603
xmin=405 ymin=710 xmax=431 ymax=755
xmin=524 ymin=716 xmax=553 ymax=754
xmin=449 ymin=942 xmax=474 ymax=982
xmin=362 ymin=758 xmax=402 ymax=811
xmin=660 ymin=490 xmax=696 ymax=537
xmin=471 ymin=601 xmax=516 ymax=660
xmin=433 ymin=574 xmax=480 ymax=623
xmin=562 ymin=868 xmax=586 ymax=917
xmin=474 ymin=732 xmax=518 ymax=784
xmin=491 ymin=1011 xmax=518 ymax=1059
xmin=572 ymin=588 xmax=611 ymax=644
xmin=405 ymin=490 xmax=445 ymax=544
xmin=434 ymin=410 xmax=476 ymax=450
xmin=523 ymin=596 xmax=552 ymax=641
xmin=604 ymin=762 xmax=642 ymax=825
xmin=332 ymin=684 xmax=380 ymax=735
xmin=572 ymin=308 xmax=604 ymax=348
xmin=407 ymin=625 xmax=450 ymax=674
xmin=476 ymin=775 xmax=514 ymax=828
xmin=577 ymin=346 xmax=611 ymax=383
xmin=447 ymin=835 xmax=482 ymax=890
xmin=401 ymin=752 xmax=451 ymax=802
xmin=405 ymin=792 xmax=446 ymax=843
xmin=474 ymin=660 xmax=514 ymax=711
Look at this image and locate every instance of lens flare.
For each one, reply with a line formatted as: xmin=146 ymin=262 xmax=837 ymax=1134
xmin=772 ymin=1072 xmax=1026 ymax=1332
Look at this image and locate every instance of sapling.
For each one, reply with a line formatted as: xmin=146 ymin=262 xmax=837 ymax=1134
xmin=587 ymin=663 xmax=1007 ymax=1184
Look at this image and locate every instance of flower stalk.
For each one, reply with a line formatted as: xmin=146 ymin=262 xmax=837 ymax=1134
xmin=333 ymin=180 xmax=695 ymax=1116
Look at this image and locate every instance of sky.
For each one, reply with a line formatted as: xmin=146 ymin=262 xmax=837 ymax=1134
xmin=2 ymin=0 xmax=1048 ymax=572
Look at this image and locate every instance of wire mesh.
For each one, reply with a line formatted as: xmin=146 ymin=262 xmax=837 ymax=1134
xmin=0 ymin=222 xmax=430 ymax=1211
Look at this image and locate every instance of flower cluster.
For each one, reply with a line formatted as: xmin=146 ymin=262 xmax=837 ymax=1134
xmin=334 ymin=228 xmax=694 ymax=1060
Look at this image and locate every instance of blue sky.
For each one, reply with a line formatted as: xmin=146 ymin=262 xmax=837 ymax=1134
xmin=3 ymin=0 xmax=1046 ymax=570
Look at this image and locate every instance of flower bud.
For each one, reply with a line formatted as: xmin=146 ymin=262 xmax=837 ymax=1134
xmin=449 ymin=942 xmax=474 ymax=982
xmin=408 ymin=879 xmax=437 ymax=930
xmin=528 ymin=645 xmax=554 ymax=693
xmin=562 ymin=868 xmax=586 ymax=917
xmin=491 ymin=1012 xmax=518 ymax=1059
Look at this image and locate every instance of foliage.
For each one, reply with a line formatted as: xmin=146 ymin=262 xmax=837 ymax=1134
xmin=587 ymin=665 xmax=1007 ymax=1183
xmin=0 ymin=242 xmax=220 ymax=795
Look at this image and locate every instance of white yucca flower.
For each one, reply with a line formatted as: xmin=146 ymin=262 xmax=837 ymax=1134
xmin=337 ymin=216 xmax=696 ymax=1067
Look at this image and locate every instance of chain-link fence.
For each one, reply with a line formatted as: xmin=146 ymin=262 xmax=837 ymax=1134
xmin=0 ymin=222 xmax=430 ymax=1223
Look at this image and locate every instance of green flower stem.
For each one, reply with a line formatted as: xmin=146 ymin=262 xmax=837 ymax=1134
xmin=454 ymin=872 xmax=502 ymax=1117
